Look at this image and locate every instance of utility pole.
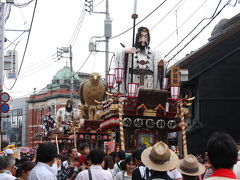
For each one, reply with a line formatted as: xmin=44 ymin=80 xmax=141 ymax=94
xmin=105 ymin=0 xmax=110 ymax=79
xmin=57 ymin=46 xmax=74 ymax=103
xmin=85 ymin=0 xmax=112 ymax=79
xmin=0 ymin=2 xmax=5 ymax=151
xmin=69 ymin=45 xmax=74 ymax=103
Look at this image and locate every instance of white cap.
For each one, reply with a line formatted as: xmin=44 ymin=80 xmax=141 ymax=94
xmin=5 ymin=149 xmax=14 ymax=156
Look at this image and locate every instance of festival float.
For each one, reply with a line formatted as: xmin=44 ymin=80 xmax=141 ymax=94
xmin=96 ymin=25 xmax=194 ymax=155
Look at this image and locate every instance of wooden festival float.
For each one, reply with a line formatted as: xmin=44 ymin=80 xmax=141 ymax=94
xmin=42 ymin=73 xmax=113 ymax=152
xmin=99 ymin=66 xmax=194 ymax=155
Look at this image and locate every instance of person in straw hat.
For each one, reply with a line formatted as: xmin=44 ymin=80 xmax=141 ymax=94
xmin=177 ymin=154 xmax=205 ymax=180
xmin=141 ymin=141 xmax=179 ymax=180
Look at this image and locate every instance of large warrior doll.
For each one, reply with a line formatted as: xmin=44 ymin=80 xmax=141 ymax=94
xmin=56 ymin=100 xmax=81 ymax=134
xmin=115 ymin=27 xmax=165 ymax=93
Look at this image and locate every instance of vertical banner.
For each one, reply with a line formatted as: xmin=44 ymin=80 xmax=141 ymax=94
xmin=7 ymin=50 xmax=18 ymax=79
xmin=0 ymin=3 xmax=4 ymax=89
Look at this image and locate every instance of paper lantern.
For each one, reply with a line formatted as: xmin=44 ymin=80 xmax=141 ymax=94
xmin=114 ymin=68 xmax=124 ymax=84
xmin=91 ymin=135 xmax=96 ymax=140
xmin=103 ymin=135 xmax=108 ymax=140
xmin=162 ymin=77 xmax=168 ymax=90
xmin=79 ymin=134 xmax=84 ymax=140
xmin=171 ymin=86 xmax=180 ymax=99
xmin=106 ymin=74 xmax=115 ymax=88
xmin=128 ymin=83 xmax=139 ymax=98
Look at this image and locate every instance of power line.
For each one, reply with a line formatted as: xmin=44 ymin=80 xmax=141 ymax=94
xmin=5 ymin=4 xmax=12 ymax=22
xmin=77 ymin=52 xmax=92 ymax=72
xmin=164 ymin=0 xmax=223 ymax=58
xmin=20 ymin=56 xmax=57 ymax=75
xmin=13 ymin=0 xmax=35 ymax=8
xmin=21 ymin=53 xmax=57 ymax=71
xmin=166 ymin=0 xmax=238 ymax=64
xmin=4 ymin=0 xmax=38 ymax=90
xmin=150 ymin=0 xmax=184 ymax=31
xmin=4 ymin=30 xmax=27 ymax=50
xmin=154 ymin=0 xmax=209 ymax=49
xmin=20 ymin=60 xmax=57 ymax=78
xmin=111 ymin=0 xmax=168 ymax=39
xmin=67 ymin=4 xmax=86 ymax=46
xmin=95 ymin=0 xmax=104 ymax=7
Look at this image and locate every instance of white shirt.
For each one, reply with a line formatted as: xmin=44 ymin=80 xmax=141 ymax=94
xmin=113 ymin=160 xmax=123 ymax=176
xmin=0 ymin=171 xmax=16 ymax=180
xmin=115 ymin=171 xmax=132 ymax=180
xmin=75 ymin=165 xmax=113 ymax=180
xmin=167 ymin=168 xmax=182 ymax=179
xmin=28 ymin=162 xmax=56 ymax=180
xmin=234 ymin=161 xmax=240 ymax=178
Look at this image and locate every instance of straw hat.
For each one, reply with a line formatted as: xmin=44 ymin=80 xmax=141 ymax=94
xmin=141 ymin=141 xmax=179 ymax=171
xmin=177 ymin=154 xmax=206 ymax=176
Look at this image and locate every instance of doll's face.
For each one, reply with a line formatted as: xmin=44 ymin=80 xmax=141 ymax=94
xmin=139 ymin=32 xmax=149 ymax=47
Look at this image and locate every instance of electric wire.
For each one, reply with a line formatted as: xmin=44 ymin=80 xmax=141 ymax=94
xmin=67 ymin=4 xmax=86 ymax=46
xmin=4 ymin=0 xmax=38 ymax=90
xmin=111 ymin=0 xmax=168 ymax=39
xmin=21 ymin=54 xmax=57 ymax=73
xmin=4 ymin=30 xmax=27 ymax=50
xmin=77 ymin=52 xmax=92 ymax=72
xmin=150 ymin=0 xmax=184 ymax=31
xmin=20 ymin=60 xmax=57 ymax=78
xmin=154 ymin=0 xmax=209 ymax=49
xmin=95 ymin=0 xmax=104 ymax=7
xmin=13 ymin=0 xmax=34 ymax=8
xmin=5 ymin=4 xmax=12 ymax=22
xmin=108 ymin=53 xmax=115 ymax=72
xmin=164 ymin=0 xmax=223 ymax=58
xmin=166 ymin=0 xmax=238 ymax=66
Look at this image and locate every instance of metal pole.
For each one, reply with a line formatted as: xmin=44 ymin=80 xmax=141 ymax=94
xmin=105 ymin=0 xmax=109 ymax=79
xmin=131 ymin=0 xmax=138 ymax=83
xmin=69 ymin=45 xmax=74 ymax=103
xmin=0 ymin=2 xmax=5 ymax=151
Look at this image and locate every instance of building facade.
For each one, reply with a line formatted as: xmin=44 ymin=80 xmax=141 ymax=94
xmin=27 ymin=66 xmax=89 ymax=147
xmin=1 ymin=97 xmax=29 ymax=147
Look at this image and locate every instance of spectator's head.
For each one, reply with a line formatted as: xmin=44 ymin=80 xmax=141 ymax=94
xmin=120 ymin=156 xmax=135 ymax=173
xmin=79 ymin=143 xmax=90 ymax=156
xmin=132 ymin=149 xmax=144 ymax=166
xmin=89 ymin=149 xmax=105 ymax=165
xmin=118 ymin=150 xmax=126 ymax=160
xmin=207 ymin=132 xmax=238 ymax=169
xmin=0 ymin=156 xmax=16 ymax=174
xmin=68 ymin=147 xmax=79 ymax=159
xmin=177 ymin=154 xmax=205 ymax=178
xmin=109 ymin=152 xmax=119 ymax=163
xmin=203 ymin=156 xmax=211 ymax=170
xmin=36 ymin=142 xmax=57 ymax=165
xmin=103 ymin=155 xmax=114 ymax=170
xmin=56 ymin=154 xmax=63 ymax=167
xmin=18 ymin=161 xmax=36 ymax=180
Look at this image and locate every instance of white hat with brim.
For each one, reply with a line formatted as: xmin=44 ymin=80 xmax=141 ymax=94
xmin=177 ymin=154 xmax=206 ymax=176
xmin=141 ymin=141 xmax=179 ymax=172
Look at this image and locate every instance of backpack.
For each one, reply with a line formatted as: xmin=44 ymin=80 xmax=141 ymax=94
xmin=58 ymin=160 xmax=70 ymax=180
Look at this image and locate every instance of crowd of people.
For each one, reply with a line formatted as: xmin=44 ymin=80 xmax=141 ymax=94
xmin=0 ymin=132 xmax=240 ymax=180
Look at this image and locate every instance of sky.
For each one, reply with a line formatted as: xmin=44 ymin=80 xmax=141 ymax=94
xmin=3 ymin=0 xmax=240 ymax=99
